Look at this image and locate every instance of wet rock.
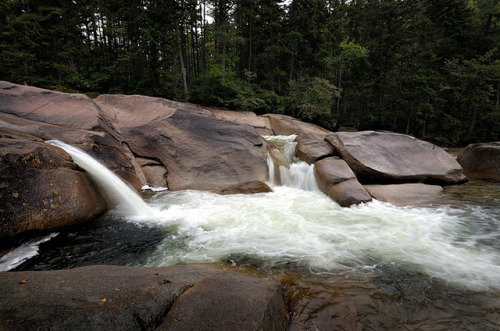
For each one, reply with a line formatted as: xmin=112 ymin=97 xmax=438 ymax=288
xmin=295 ymin=132 xmax=336 ymax=164
xmin=364 ymin=183 xmax=443 ymax=206
xmin=158 ymin=270 xmax=289 ymax=330
xmin=326 ymin=131 xmax=467 ymax=185
xmin=215 ymin=180 xmax=273 ymax=195
xmin=0 ymin=265 xmax=289 ymax=331
xmin=136 ymin=157 xmax=168 ymax=188
xmin=457 ymin=142 xmax=500 ymax=182
xmin=314 ymin=157 xmax=372 ymax=207
xmin=0 ymin=129 xmax=107 ymax=239
xmin=95 ymin=94 xmax=269 ymax=191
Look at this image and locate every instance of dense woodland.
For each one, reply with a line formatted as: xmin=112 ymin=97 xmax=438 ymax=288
xmin=1 ymin=0 xmax=499 ymax=145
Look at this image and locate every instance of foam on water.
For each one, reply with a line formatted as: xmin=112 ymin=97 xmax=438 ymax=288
xmin=137 ymin=186 xmax=500 ymax=290
xmin=0 ymin=233 xmax=58 ymax=271
xmin=263 ymin=134 xmax=319 ymax=191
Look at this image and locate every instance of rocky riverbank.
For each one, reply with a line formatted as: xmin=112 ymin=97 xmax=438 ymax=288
xmin=0 ymin=80 xmax=474 ymax=239
xmin=2 ymin=81 xmax=499 ymax=330
xmin=0 ymin=265 xmax=289 ymax=330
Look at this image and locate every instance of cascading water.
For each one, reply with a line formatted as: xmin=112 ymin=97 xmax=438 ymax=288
xmin=18 ymin=137 xmax=495 ymax=292
xmin=46 ymin=140 xmax=154 ymax=217
xmin=263 ymin=135 xmax=320 ymax=192
xmin=3 ymin=136 xmax=500 ymax=328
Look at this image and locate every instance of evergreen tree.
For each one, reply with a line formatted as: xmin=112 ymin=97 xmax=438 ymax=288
xmin=1 ymin=0 xmax=498 ymax=144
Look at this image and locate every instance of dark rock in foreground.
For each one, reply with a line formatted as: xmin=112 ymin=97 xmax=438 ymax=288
xmin=0 ymin=128 xmax=107 ymax=239
xmin=458 ymin=142 xmax=500 ymax=182
xmin=0 ymin=265 xmax=289 ymax=330
xmin=157 ymin=268 xmax=288 ymax=330
xmin=326 ymin=131 xmax=467 ymax=185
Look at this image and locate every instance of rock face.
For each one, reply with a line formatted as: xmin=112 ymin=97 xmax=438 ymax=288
xmin=314 ymin=157 xmax=372 ymax=207
xmin=295 ymin=132 xmax=335 ymax=164
xmin=0 ymin=81 xmax=101 ymax=130
xmin=364 ymin=184 xmax=443 ymax=206
xmin=210 ymin=108 xmax=273 ymax=135
xmin=94 ymin=94 xmax=269 ymax=191
xmin=326 ymin=131 xmax=467 ymax=185
xmin=263 ymin=114 xmax=331 ymax=136
xmin=0 ymin=265 xmax=289 ymax=330
xmin=457 ymin=142 xmax=500 ymax=181
xmin=0 ymin=81 xmax=143 ymax=189
xmin=158 ymin=268 xmax=289 ymax=330
xmin=0 ymin=128 xmax=107 ymax=239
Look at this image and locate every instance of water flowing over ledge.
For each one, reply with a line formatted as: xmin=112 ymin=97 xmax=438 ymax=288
xmin=263 ymin=134 xmax=320 ymax=192
xmin=46 ymin=140 xmax=154 ymax=217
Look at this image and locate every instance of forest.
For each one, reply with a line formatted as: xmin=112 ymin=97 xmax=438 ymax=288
xmin=1 ymin=0 xmax=499 ymax=146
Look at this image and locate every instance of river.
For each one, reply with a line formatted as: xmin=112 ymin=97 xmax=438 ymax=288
xmin=2 ymin=138 xmax=500 ymax=329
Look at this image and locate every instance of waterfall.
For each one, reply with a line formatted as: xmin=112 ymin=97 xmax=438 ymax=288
xmin=46 ymin=140 xmax=154 ymax=217
xmin=263 ymin=135 xmax=320 ymax=192
xmin=279 ymin=162 xmax=320 ymax=191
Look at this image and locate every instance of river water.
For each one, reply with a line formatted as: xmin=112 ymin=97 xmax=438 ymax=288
xmin=3 ymin=138 xmax=500 ymax=329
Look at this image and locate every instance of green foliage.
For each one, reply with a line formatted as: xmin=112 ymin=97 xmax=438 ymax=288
xmin=191 ymin=66 xmax=288 ymax=114
xmin=1 ymin=0 xmax=499 ymax=144
xmin=289 ymin=76 xmax=339 ymax=125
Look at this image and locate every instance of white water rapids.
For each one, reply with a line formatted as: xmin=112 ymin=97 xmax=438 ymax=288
xmin=2 ymin=137 xmax=499 ymax=292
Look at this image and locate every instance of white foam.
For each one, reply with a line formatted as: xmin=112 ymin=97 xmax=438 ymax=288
xmin=137 ymin=187 xmax=500 ymax=290
xmin=142 ymin=185 xmax=169 ymax=192
xmin=0 ymin=233 xmax=58 ymax=271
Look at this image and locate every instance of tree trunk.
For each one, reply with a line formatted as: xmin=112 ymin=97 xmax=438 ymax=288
xmin=406 ymin=102 xmax=413 ymax=135
xmin=179 ymin=49 xmax=189 ymax=100
xmin=248 ymin=15 xmax=252 ymax=71
xmin=465 ymin=106 xmax=479 ymax=142
xmin=336 ymin=66 xmax=343 ymax=116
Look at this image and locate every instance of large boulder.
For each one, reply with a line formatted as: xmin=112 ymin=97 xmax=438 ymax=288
xmin=0 ymin=81 xmax=142 ymax=189
xmin=94 ymin=95 xmax=269 ymax=191
xmin=215 ymin=180 xmax=273 ymax=195
xmin=457 ymin=142 xmax=500 ymax=182
xmin=262 ymin=114 xmax=331 ymax=137
xmin=0 ymin=265 xmax=289 ymax=330
xmin=314 ymin=157 xmax=372 ymax=207
xmin=210 ymin=108 xmax=273 ymax=135
xmin=0 ymin=128 xmax=107 ymax=239
xmin=0 ymin=81 xmax=100 ymax=130
xmin=364 ymin=184 xmax=443 ymax=206
xmin=295 ymin=132 xmax=336 ymax=164
xmin=158 ymin=268 xmax=289 ymax=330
xmin=326 ymin=131 xmax=467 ymax=185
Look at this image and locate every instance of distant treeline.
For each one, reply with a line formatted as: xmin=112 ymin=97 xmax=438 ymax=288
xmin=1 ymin=0 xmax=499 ymax=145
